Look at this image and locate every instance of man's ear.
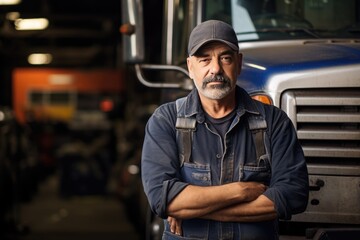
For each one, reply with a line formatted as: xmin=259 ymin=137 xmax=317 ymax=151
xmin=187 ymin=57 xmax=194 ymax=79
xmin=237 ymin=53 xmax=243 ymax=75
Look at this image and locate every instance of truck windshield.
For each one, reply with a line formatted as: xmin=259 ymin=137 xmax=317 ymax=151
xmin=203 ymin=0 xmax=360 ymax=42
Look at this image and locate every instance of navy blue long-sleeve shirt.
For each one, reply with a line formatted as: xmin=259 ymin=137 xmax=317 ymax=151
xmin=141 ymin=86 xmax=309 ymax=239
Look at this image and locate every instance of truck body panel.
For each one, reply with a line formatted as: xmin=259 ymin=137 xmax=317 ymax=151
xmin=239 ymin=41 xmax=360 ymax=94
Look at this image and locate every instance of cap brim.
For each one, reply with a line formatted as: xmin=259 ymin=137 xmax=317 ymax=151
xmin=189 ymin=39 xmax=239 ymax=56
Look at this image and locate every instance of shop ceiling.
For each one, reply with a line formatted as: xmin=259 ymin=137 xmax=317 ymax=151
xmin=0 ymin=0 xmax=121 ymax=68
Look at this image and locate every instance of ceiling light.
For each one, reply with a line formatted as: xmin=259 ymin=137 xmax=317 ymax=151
xmin=28 ymin=53 xmax=52 ymax=65
xmin=0 ymin=0 xmax=21 ymax=5
xmin=15 ymin=18 xmax=49 ymax=30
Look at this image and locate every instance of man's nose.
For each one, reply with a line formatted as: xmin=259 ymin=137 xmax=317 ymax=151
xmin=210 ymin=59 xmax=223 ymax=75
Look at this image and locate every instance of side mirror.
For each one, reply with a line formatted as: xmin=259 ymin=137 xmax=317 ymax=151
xmin=120 ymin=0 xmax=145 ymax=63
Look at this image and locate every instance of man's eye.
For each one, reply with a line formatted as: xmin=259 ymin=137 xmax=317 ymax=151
xmin=221 ymin=56 xmax=232 ymax=64
xmin=199 ymin=58 xmax=209 ymax=62
xmin=199 ymin=58 xmax=210 ymax=63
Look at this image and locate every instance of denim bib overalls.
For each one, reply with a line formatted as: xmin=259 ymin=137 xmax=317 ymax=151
xmin=162 ymin=97 xmax=277 ymax=240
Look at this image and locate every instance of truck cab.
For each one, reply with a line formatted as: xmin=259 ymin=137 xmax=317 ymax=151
xmin=121 ymin=0 xmax=360 ymax=238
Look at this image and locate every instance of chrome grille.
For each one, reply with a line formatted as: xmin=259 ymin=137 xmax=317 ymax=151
xmin=281 ymin=89 xmax=360 ymax=161
xmin=282 ymin=89 xmax=360 ymax=224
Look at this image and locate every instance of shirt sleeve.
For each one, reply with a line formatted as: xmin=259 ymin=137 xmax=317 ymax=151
xmin=141 ymin=104 xmax=189 ymax=219
xmin=262 ymin=107 xmax=309 ymax=220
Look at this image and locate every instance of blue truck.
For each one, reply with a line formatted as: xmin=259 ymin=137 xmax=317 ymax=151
xmin=121 ymin=0 xmax=360 ymax=239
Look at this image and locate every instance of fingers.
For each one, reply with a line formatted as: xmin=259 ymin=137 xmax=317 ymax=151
xmin=175 ymin=218 xmax=182 ymax=236
xmin=167 ymin=216 xmax=175 ymax=233
xmin=167 ymin=216 xmax=182 ymax=236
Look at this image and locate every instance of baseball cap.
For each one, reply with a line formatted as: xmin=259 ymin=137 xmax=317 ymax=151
xmin=188 ymin=20 xmax=239 ymax=56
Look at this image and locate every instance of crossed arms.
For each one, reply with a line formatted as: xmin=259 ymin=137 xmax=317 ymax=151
xmin=166 ymin=181 xmax=277 ymax=234
xmin=167 ymin=181 xmax=276 ymax=221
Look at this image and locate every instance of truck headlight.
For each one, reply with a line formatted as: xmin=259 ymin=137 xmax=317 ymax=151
xmin=251 ymin=94 xmax=273 ymax=105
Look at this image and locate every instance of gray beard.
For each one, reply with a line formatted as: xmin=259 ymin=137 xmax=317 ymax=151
xmin=198 ymin=75 xmax=232 ymax=100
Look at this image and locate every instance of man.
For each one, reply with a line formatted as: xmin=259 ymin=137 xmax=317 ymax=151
xmin=141 ymin=20 xmax=309 ymax=239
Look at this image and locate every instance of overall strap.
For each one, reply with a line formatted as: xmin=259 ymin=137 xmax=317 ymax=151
xmin=247 ymin=114 xmax=268 ymax=163
xmin=175 ymin=97 xmax=196 ymax=166
xmin=175 ymin=97 xmax=268 ymax=166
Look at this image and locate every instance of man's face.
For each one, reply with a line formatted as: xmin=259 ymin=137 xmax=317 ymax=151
xmin=187 ymin=42 xmax=242 ymax=100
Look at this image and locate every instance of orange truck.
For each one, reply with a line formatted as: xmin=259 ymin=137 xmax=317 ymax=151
xmin=13 ymin=68 xmax=125 ymax=126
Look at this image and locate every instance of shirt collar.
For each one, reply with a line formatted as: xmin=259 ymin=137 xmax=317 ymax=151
xmin=183 ymin=86 xmax=261 ymax=121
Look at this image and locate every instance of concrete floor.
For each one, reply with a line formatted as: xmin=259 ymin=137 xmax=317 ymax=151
xmin=8 ymin=174 xmax=141 ymax=240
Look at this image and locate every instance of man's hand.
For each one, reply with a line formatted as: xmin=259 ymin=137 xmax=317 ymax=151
xmin=237 ymin=181 xmax=268 ymax=202
xmin=167 ymin=216 xmax=182 ymax=236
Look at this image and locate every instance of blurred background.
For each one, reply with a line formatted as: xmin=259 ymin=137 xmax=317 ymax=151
xmin=0 ymin=0 xmax=165 ymax=239
xmin=3 ymin=1 xmax=360 ymax=240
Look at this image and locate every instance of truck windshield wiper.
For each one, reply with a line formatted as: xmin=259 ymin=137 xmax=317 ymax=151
xmin=237 ymin=28 xmax=320 ymax=39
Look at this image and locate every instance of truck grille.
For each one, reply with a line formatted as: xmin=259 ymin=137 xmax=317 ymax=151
xmin=281 ymin=89 xmax=360 ymax=170
xmin=281 ymin=89 xmax=360 ymax=224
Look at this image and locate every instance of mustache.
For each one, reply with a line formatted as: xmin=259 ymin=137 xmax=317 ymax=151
xmin=202 ymin=75 xmax=230 ymax=88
